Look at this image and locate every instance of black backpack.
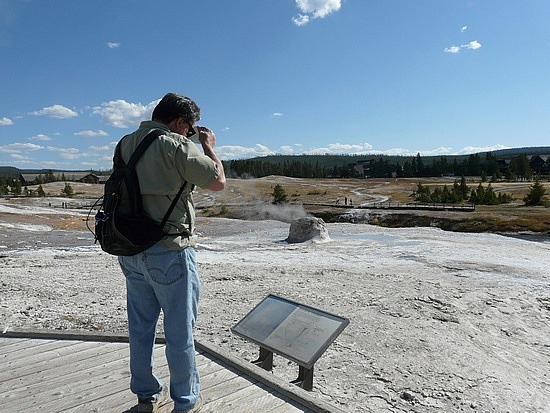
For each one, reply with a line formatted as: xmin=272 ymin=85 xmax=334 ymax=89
xmin=88 ymin=129 xmax=187 ymax=256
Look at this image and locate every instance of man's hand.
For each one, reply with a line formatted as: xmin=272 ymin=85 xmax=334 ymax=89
xmin=197 ymin=126 xmax=216 ymax=149
xmin=195 ymin=126 xmax=225 ymax=191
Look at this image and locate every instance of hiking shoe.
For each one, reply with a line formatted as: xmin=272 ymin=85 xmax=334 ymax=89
xmin=137 ymin=386 xmax=170 ymax=413
xmin=171 ymin=393 xmax=203 ymax=413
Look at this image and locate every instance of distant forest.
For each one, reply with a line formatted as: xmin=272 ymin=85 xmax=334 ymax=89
xmin=1 ymin=147 xmax=549 ymax=182
xmin=225 ymin=147 xmax=550 ymax=180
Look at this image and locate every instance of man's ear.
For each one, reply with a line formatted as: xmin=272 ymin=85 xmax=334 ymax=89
xmin=167 ymin=118 xmax=180 ymax=133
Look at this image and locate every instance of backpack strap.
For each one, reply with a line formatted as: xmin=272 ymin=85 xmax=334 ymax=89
xmin=115 ymin=129 xmax=164 ymax=215
xmin=126 ymin=129 xmax=164 ymax=169
xmin=117 ymin=129 xmax=188 ymax=234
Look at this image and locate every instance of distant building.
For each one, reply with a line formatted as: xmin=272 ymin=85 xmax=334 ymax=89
xmin=65 ymin=173 xmax=100 ymax=184
xmin=529 ymin=155 xmax=549 ymax=174
xmin=19 ymin=172 xmax=100 ymax=186
xmin=97 ymin=175 xmax=110 ymax=184
xmin=497 ymin=155 xmax=549 ymax=177
xmin=354 ymin=160 xmax=372 ymax=178
xmin=496 ymin=159 xmax=513 ymax=174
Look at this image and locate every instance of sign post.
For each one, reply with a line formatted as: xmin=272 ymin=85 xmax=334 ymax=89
xmin=231 ymin=294 xmax=349 ymax=391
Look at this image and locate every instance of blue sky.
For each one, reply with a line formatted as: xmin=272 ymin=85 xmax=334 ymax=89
xmin=1 ymin=0 xmax=549 ymax=171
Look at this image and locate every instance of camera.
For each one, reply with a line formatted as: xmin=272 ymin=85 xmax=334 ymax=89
xmin=187 ymin=124 xmax=200 ymax=143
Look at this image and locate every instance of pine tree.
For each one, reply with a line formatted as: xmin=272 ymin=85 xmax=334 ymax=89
xmin=513 ymin=154 xmax=532 ymax=181
xmin=412 ymin=183 xmax=432 ymax=203
xmin=272 ymin=184 xmax=288 ymax=204
xmin=458 ymin=176 xmax=470 ymax=200
xmin=11 ymin=180 xmax=22 ymax=196
xmin=61 ymin=182 xmax=74 ymax=197
xmin=523 ymin=178 xmax=547 ymax=206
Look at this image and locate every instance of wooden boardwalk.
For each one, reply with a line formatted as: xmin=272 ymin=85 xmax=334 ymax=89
xmin=0 ymin=329 xmax=345 ymax=413
xmin=303 ymin=201 xmax=475 ymax=212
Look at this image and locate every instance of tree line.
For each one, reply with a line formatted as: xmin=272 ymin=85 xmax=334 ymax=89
xmin=226 ymin=158 xmax=358 ymax=179
xmin=411 ymin=177 xmax=515 ymax=205
xmin=411 ymin=175 xmax=548 ymax=207
xmin=0 ymin=176 xmax=74 ymax=197
xmin=226 ymin=152 xmax=545 ymax=180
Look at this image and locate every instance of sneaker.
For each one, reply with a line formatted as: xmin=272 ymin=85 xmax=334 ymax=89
xmin=171 ymin=394 xmax=203 ymax=413
xmin=137 ymin=386 xmax=170 ymax=413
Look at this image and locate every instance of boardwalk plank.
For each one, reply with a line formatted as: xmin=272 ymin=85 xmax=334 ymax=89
xmin=0 ymin=335 xmax=345 ymax=413
xmin=196 ymin=358 xmax=226 ymax=379
xmin=9 ymin=343 xmax=130 ymax=383
xmin=202 ymin=382 xmax=288 ymax=413
xmin=2 ymin=338 xmax=81 ymax=362
xmin=268 ymin=401 xmax=313 ymax=412
xmin=7 ymin=362 xmax=129 ymax=413
xmin=4 ymin=341 xmax=113 ymax=380
xmin=200 ymin=366 xmax=241 ymax=390
xmin=0 ymin=337 xmax=30 ymax=350
xmin=202 ymin=375 xmax=257 ymax=405
xmin=61 ymin=347 xmax=172 ymax=413
xmin=3 ymin=344 xmax=167 ymax=413
xmin=65 ymin=348 xmax=226 ymax=413
xmin=2 ymin=344 xmax=133 ymax=401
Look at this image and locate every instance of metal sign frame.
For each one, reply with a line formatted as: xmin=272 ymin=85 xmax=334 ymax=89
xmin=231 ymin=294 xmax=349 ymax=390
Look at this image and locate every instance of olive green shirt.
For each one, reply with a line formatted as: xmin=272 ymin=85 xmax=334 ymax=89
xmin=119 ymin=121 xmax=220 ymax=249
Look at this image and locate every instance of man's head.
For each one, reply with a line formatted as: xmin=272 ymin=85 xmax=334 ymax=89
xmin=152 ymin=93 xmax=201 ymax=138
xmin=152 ymin=93 xmax=201 ymax=125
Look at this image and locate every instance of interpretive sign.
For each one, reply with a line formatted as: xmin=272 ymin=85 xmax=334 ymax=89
xmin=232 ymin=294 xmax=349 ymax=390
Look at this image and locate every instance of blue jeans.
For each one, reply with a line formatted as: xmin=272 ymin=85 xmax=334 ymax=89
xmin=118 ymin=244 xmax=200 ymax=411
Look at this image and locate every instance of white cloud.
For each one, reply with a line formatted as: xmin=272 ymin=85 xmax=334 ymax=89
xmin=292 ymin=14 xmax=310 ymax=26
xmin=272 ymin=112 xmax=284 ymax=117
xmin=255 ymin=144 xmax=273 ymax=152
xmin=414 ymin=147 xmax=453 ymax=156
xmin=305 ymin=142 xmax=374 ymax=155
xmin=92 ymin=99 xmax=159 ymax=128
xmin=107 ymin=42 xmax=121 ymax=48
xmin=330 ymin=142 xmax=373 ymax=152
xmin=10 ymin=153 xmax=30 ymax=160
xmin=0 ymin=142 xmax=43 ymax=153
xmin=370 ymin=148 xmax=413 ymax=156
xmin=29 ymin=134 xmax=52 ymax=141
xmin=293 ymin=0 xmax=341 ymax=26
xmin=444 ymin=40 xmax=482 ymax=54
xmin=89 ymin=143 xmax=117 ymax=152
xmin=0 ymin=117 xmax=13 ymax=126
xmin=217 ymin=144 xmax=276 ymax=159
xmin=213 ymin=142 xmax=515 ymax=161
xmin=444 ymin=45 xmax=461 ymax=54
xmin=463 ymin=40 xmax=481 ymax=50
xmin=47 ymin=146 xmax=81 ymax=160
xmin=31 ymin=105 xmax=78 ymax=119
xmin=296 ymin=0 xmax=341 ymax=18
xmin=30 ymin=104 xmax=78 ymax=119
xmin=456 ymin=144 xmax=509 ymax=154
xmin=217 ymin=141 xmax=378 ymax=159
xmin=74 ymin=129 xmax=109 ymax=137
xmin=369 ymin=145 xmax=508 ymax=157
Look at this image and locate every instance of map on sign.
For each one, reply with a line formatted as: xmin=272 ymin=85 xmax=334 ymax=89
xmin=232 ymin=294 xmax=349 ymax=367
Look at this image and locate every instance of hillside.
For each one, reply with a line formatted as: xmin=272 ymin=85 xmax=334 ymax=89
xmin=2 ymin=146 xmax=549 ymax=177
xmin=230 ymin=146 xmax=550 ymax=166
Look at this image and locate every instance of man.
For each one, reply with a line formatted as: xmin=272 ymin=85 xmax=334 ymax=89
xmin=117 ymin=93 xmax=225 ymax=413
